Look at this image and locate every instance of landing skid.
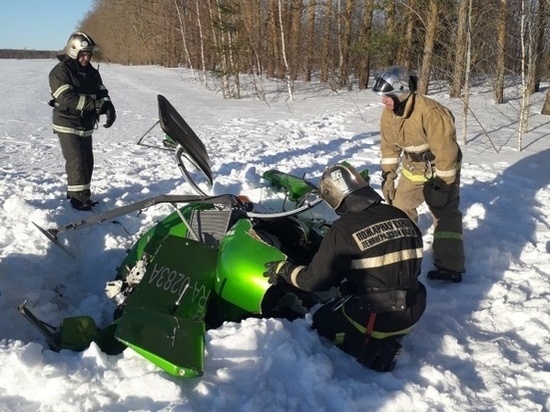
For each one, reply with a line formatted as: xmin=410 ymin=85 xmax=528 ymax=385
xmin=17 ymin=301 xmax=61 ymax=351
xmin=32 ymin=222 xmax=74 ymax=259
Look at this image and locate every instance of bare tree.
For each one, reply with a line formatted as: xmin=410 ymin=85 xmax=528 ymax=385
xmin=304 ymin=0 xmax=317 ymax=82
xmin=494 ymin=0 xmax=507 ymax=104
xmin=384 ymin=0 xmax=397 ymax=66
xmin=518 ymin=0 xmax=528 ymax=149
xmin=338 ymin=0 xmax=355 ymax=88
xmin=320 ymin=0 xmax=335 ymax=83
xmin=208 ymin=0 xmax=229 ymax=96
xmin=288 ymin=0 xmax=303 ymax=81
xmin=532 ymin=0 xmax=548 ymax=92
xmin=266 ymin=0 xmax=282 ymax=78
xmin=277 ymin=0 xmax=294 ymax=101
xmin=398 ymin=0 xmax=417 ymax=71
xmin=357 ymin=0 xmax=376 ymax=89
xmin=543 ymin=88 xmax=550 ymax=115
xmin=222 ymin=0 xmax=240 ymax=97
xmin=418 ymin=0 xmax=439 ymax=95
xmin=195 ymin=0 xmax=208 ymax=88
xmin=450 ymin=0 xmax=468 ymax=98
xmin=541 ymin=0 xmax=550 ymax=115
xmin=239 ymin=0 xmax=268 ymax=100
xmin=518 ymin=0 xmax=538 ymax=149
xmin=174 ymin=0 xmax=196 ymax=79
xmin=461 ymin=0 xmax=473 ymax=146
xmin=78 ymin=0 xmax=550 ymax=106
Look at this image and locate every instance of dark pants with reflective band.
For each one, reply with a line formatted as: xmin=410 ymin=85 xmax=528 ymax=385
xmin=311 ymin=284 xmax=426 ymax=362
xmin=57 ymin=132 xmax=93 ymax=203
xmin=393 ymin=173 xmax=465 ymax=273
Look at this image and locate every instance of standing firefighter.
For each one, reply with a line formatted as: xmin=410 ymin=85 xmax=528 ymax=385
xmin=264 ymin=164 xmax=426 ymax=372
xmin=373 ymin=66 xmax=465 ymax=282
xmin=49 ymin=31 xmax=116 ymax=211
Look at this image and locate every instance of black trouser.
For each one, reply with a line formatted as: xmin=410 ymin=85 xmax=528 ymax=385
xmin=311 ymin=284 xmax=426 ymax=362
xmin=57 ymin=132 xmax=94 ymax=203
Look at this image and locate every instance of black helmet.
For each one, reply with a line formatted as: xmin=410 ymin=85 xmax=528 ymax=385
xmin=319 ymin=164 xmax=369 ymax=210
xmin=64 ymin=31 xmax=98 ymax=59
xmin=372 ymin=66 xmax=417 ymax=95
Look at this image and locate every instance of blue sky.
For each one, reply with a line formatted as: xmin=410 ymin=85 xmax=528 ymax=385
xmin=0 ymin=0 xmax=94 ymax=50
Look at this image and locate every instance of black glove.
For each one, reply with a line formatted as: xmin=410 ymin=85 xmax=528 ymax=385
xmin=263 ymin=261 xmax=292 ymax=285
xmin=93 ymin=99 xmax=104 ymax=113
xmin=423 ymin=177 xmax=451 ymax=207
xmin=103 ymin=101 xmax=116 ymax=128
xmin=98 ymin=100 xmax=113 ymax=114
xmin=381 ymin=171 xmax=397 ymax=205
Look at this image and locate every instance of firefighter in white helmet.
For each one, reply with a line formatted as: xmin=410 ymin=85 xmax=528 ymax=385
xmin=373 ymin=66 xmax=465 ymax=282
xmin=49 ymin=31 xmax=116 ymax=211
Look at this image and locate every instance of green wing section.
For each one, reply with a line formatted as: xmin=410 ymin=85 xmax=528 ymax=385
xmin=115 ymin=235 xmax=218 ymax=378
xmin=262 ymin=170 xmax=317 ymax=202
xmin=116 ymin=309 xmax=205 ymax=378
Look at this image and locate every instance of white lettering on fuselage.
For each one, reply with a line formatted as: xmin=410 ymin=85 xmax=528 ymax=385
xmin=149 ymin=263 xmax=210 ymax=309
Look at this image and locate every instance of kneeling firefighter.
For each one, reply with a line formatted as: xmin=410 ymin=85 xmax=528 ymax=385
xmin=264 ymin=163 xmax=426 ymax=372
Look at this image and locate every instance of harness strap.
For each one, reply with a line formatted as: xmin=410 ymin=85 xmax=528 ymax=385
xmin=366 ymin=312 xmax=377 ymax=333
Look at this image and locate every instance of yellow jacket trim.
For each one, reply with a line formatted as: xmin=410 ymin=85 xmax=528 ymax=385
xmin=342 ymin=305 xmax=415 ymax=338
xmin=401 ymin=168 xmax=430 ymax=183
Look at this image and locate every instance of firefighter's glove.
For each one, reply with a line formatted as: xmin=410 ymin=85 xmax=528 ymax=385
xmin=423 ymin=177 xmax=451 ymax=208
xmin=263 ymin=261 xmax=292 ymax=285
xmin=97 ymin=100 xmax=112 ymax=114
xmin=103 ymin=101 xmax=117 ymax=128
xmin=93 ymin=99 xmax=104 ymax=113
xmin=381 ymin=171 xmax=397 ymax=205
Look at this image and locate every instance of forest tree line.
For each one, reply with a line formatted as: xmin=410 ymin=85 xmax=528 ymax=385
xmin=77 ymin=0 xmax=549 ymax=114
xmin=0 ymin=50 xmax=57 ymax=59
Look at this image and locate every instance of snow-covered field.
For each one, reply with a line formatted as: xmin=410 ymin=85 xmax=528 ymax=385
xmin=0 ymin=59 xmax=549 ymax=411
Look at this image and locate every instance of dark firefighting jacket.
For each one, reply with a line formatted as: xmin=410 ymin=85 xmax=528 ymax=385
xmin=49 ymin=54 xmax=112 ymax=137
xmin=286 ymin=201 xmax=423 ymax=295
xmin=282 ymin=190 xmax=426 ymax=334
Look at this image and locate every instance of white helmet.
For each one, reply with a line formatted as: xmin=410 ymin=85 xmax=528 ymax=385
xmin=64 ymin=31 xmax=98 ymax=59
xmin=372 ymin=66 xmax=417 ymax=95
xmin=318 ymin=164 xmax=369 ymax=210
